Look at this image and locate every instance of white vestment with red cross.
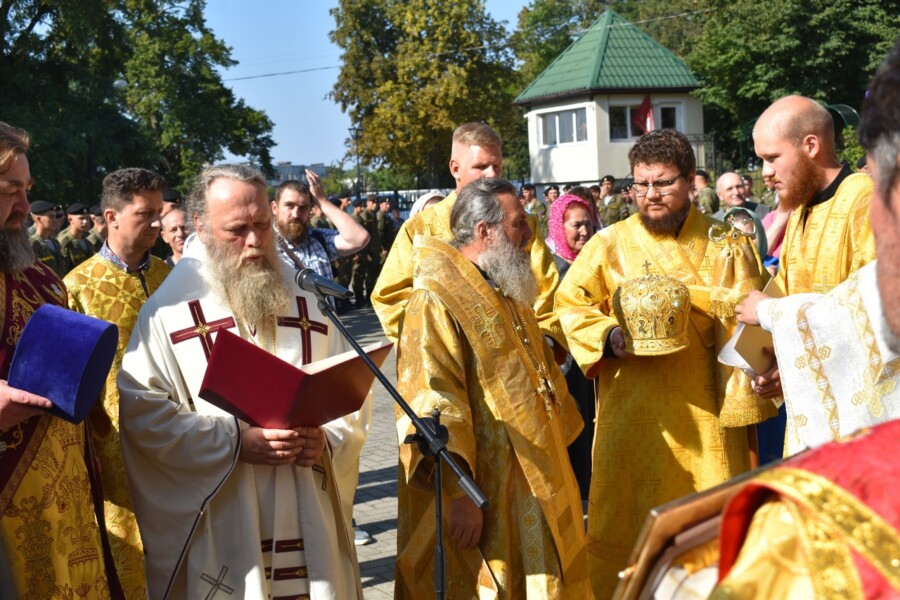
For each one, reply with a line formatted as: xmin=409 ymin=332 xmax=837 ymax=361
xmin=118 ymin=235 xmax=368 ymax=599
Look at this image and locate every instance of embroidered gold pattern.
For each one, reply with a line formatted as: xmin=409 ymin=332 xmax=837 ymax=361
xmin=471 ymin=304 xmax=503 ymax=348
xmin=795 ymin=303 xmax=839 ymax=439
xmin=759 ymin=467 xmax=900 ymax=593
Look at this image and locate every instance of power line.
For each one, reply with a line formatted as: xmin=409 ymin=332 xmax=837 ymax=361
xmin=223 ymin=65 xmax=339 ymax=82
xmin=223 ymin=8 xmax=714 ymax=80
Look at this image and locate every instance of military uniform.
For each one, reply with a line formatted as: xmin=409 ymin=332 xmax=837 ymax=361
xmin=56 ymin=229 xmax=93 ymax=273
xmin=376 ymin=210 xmax=396 ymax=253
xmin=598 ymin=194 xmax=630 ymax=226
xmin=352 ymin=208 xmax=382 ymax=305
xmin=695 ymin=186 xmax=719 ymax=215
xmin=29 ymin=232 xmax=67 ymax=278
xmin=310 ymin=215 xmax=332 ymax=230
xmin=85 ymin=229 xmax=105 ymax=253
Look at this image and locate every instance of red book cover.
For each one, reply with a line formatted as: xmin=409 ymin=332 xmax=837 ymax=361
xmin=199 ymin=328 xmax=392 ymax=429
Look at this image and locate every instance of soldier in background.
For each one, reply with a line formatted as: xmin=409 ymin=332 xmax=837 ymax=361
xmin=56 ymin=202 xmax=93 ymax=272
xmin=85 ymin=204 xmax=107 ymax=252
xmin=28 ymin=199 xmax=66 ymax=277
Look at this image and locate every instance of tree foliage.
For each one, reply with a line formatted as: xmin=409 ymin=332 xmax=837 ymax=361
xmin=509 ymin=0 xmax=898 ymax=170
xmin=686 ymin=0 xmax=899 ymax=166
xmin=0 ymin=0 xmax=273 ymax=200
xmin=330 ymin=0 xmax=517 ymax=187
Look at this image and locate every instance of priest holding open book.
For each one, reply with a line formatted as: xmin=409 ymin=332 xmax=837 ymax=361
xmin=117 ymin=164 xmax=364 ymax=599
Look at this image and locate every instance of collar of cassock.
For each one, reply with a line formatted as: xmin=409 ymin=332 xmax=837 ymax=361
xmin=800 ymin=163 xmax=853 ymax=229
xmin=472 ymin=262 xmax=499 ymax=290
xmin=100 ymin=241 xmax=152 ymax=273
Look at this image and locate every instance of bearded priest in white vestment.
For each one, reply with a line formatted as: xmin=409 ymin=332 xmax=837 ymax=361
xmin=117 ymin=164 xmax=364 ymax=600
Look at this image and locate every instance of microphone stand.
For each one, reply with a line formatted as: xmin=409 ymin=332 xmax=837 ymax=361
xmin=307 ymin=286 xmax=488 ymax=600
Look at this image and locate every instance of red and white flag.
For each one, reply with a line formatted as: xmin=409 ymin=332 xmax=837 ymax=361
xmin=632 ymin=95 xmax=655 ymax=135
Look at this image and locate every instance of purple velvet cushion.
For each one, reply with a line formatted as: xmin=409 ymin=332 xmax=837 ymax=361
xmin=8 ymin=304 xmax=118 ymax=424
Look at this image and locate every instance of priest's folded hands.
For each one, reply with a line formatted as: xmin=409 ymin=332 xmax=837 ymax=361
xmin=239 ymin=425 xmax=326 ymax=467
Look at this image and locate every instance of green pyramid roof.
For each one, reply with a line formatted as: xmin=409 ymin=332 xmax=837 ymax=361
xmin=514 ymin=9 xmax=699 ymax=105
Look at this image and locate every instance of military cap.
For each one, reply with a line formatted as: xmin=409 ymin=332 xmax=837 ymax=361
xmin=600 ymin=175 xmax=616 ymax=184
xmin=29 ymin=200 xmax=54 ymax=214
xmin=66 ymin=202 xmax=89 ymax=215
xmin=89 ymin=204 xmax=103 ymax=216
xmin=163 ymin=189 xmax=182 ymax=203
xmin=353 ymin=198 xmax=366 ymax=208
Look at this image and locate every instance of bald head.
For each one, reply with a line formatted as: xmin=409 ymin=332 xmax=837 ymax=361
xmin=754 ymin=95 xmax=837 ymax=155
xmin=716 ymin=172 xmax=746 ymax=207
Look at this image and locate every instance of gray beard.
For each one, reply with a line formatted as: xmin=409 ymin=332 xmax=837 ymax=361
xmin=204 ymin=235 xmax=290 ymax=329
xmin=478 ymin=232 xmax=538 ymax=308
xmin=0 ymin=224 xmax=36 ymax=274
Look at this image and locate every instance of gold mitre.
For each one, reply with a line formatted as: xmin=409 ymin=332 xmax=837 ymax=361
xmin=612 ymin=272 xmax=692 ymax=356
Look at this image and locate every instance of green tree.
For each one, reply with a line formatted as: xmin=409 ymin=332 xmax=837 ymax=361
xmin=120 ymin=0 xmax=274 ymax=189
xmin=687 ymin=0 xmax=899 ymax=165
xmin=0 ymin=0 xmax=274 ymax=200
xmin=330 ymin=0 xmax=517 ymax=187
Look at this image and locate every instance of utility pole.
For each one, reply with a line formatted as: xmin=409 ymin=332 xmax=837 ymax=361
xmin=349 ymin=126 xmax=363 ymax=199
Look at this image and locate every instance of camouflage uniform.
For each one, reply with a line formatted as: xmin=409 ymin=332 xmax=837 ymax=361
xmin=29 ymin=233 xmax=67 ymax=278
xmin=56 ymin=229 xmax=94 ymax=273
xmin=85 ymin=229 xmax=105 ymax=253
xmin=352 ymin=208 xmax=381 ymax=304
xmin=598 ymin=194 xmax=630 ymax=226
xmin=376 ymin=210 xmax=396 ymax=254
xmin=695 ymin=186 xmax=719 ymax=215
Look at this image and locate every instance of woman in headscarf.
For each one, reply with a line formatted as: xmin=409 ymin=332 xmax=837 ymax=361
xmin=547 ymin=194 xmax=597 ymax=503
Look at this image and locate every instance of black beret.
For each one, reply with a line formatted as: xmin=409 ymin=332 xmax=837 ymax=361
xmin=66 ymin=203 xmax=89 ymax=215
xmin=30 ymin=200 xmax=54 ymax=214
xmin=89 ymin=204 xmax=103 ymax=216
xmin=163 ymin=189 xmax=182 ymax=203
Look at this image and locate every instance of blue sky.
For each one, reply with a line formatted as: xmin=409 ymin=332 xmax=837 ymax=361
xmin=205 ymin=0 xmax=525 ymax=168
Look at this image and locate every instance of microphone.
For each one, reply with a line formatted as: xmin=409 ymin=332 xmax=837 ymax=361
xmin=295 ymin=268 xmax=354 ymax=300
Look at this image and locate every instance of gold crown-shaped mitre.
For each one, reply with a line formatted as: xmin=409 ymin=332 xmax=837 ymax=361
xmin=612 ymin=273 xmax=692 ymax=356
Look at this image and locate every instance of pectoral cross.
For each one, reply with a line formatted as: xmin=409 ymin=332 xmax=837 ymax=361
xmin=170 ymin=300 xmax=236 ymax=360
xmin=200 ymin=566 xmax=234 ymax=599
xmin=277 ymin=296 xmax=328 ymax=364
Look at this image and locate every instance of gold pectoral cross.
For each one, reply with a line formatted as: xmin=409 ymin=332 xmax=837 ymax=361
xmin=539 ymin=377 xmax=559 ymax=419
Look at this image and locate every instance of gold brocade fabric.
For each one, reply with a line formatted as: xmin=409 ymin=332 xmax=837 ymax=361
xmin=1 ymin=266 xmax=111 ymax=599
xmin=773 ymin=172 xmax=874 ymax=295
xmin=394 ymin=236 xmax=588 ymax=599
xmin=371 ymin=191 xmax=565 ymax=348
xmin=555 ymin=207 xmax=772 ymax=599
xmin=714 ymin=466 xmax=900 ymax=598
xmin=64 ymin=254 xmax=171 ymax=599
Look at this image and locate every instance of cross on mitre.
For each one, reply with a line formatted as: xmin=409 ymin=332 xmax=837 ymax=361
xmin=277 ymin=296 xmax=328 ymax=365
xmin=169 ymin=300 xmax=237 ymax=360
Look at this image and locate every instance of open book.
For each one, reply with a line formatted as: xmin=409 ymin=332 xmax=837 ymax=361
xmin=199 ymin=328 xmax=393 ymax=429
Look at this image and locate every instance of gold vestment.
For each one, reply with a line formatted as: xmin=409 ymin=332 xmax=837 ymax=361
xmin=774 ymin=172 xmax=874 ymax=295
xmin=1 ymin=264 xmax=112 ymax=598
xmin=555 ymin=208 xmax=773 ymax=598
xmin=65 ymin=254 xmax=170 ymax=599
xmin=395 ymin=235 xmax=588 ymax=598
xmin=371 ymin=191 xmax=564 ymax=347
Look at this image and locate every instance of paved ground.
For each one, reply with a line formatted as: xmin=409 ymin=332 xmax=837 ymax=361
xmin=341 ymin=306 xmax=399 ymax=599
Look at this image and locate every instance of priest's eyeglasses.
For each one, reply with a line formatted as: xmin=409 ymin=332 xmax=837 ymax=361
xmin=632 ymin=174 xmax=685 ymax=197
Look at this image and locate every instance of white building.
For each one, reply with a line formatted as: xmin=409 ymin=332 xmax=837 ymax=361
xmin=514 ymin=10 xmax=707 ymax=188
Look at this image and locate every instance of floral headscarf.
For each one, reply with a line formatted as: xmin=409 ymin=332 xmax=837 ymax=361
xmin=546 ymin=194 xmax=593 ymax=262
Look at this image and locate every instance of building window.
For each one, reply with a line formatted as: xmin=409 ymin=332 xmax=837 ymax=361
xmin=609 ymin=106 xmax=638 ymax=140
xmin=540 ymin=108 xmax=588 ymax=147
xmin=609 ymin=103 xmax=682 ymax=141
xmin=660 ymin=106 xmax=677 ymax=129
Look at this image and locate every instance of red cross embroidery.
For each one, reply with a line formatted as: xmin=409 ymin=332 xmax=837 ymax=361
xmin=277 ymin=296 xmax=328 ymax=365
xmin=169 ymin=300 xmax=236 ymax=360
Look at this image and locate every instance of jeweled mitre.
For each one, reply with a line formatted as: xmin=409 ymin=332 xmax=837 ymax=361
xmin=612 ymin=273 xmax=691 ymax=356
